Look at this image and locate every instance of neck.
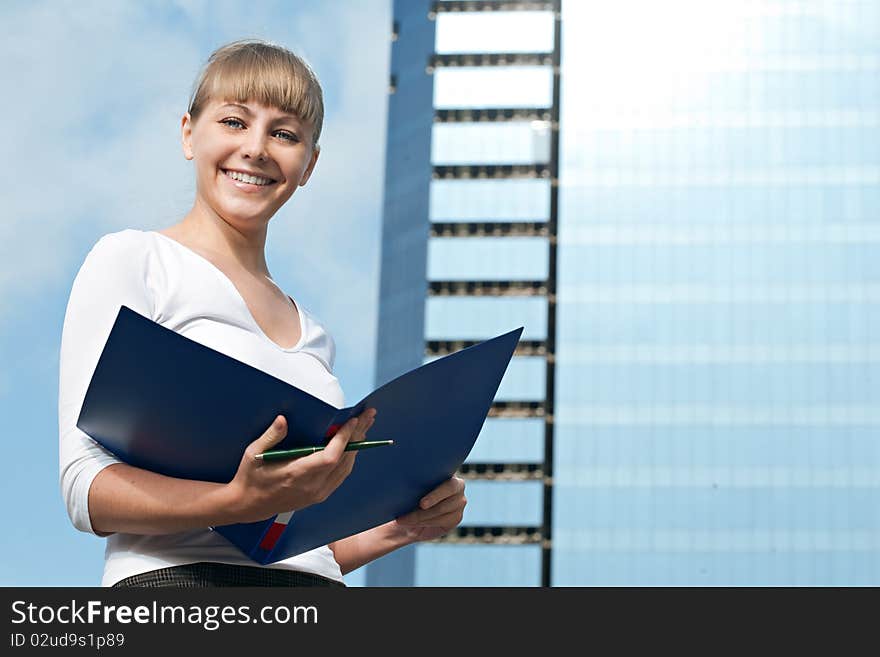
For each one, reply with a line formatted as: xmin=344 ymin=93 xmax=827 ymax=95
xmin=176 ymin=199 xmax=270 ymax=276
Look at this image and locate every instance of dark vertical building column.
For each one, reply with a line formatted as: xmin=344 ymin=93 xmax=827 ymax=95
xmin=366 ymin=0 xmax=437 ymax=587
xmin=542 ymin=0 xmax=562 ymax=589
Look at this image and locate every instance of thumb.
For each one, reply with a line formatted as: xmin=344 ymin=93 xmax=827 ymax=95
xmin=249 ymin=415 xmax=288 ymax=455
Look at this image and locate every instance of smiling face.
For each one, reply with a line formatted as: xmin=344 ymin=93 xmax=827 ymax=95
xmin=181 ymin=98 xmax=319 ymax=232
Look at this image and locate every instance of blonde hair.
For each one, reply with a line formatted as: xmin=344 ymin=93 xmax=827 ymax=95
xmin=187 ymin=39 xmax=324 ymax=147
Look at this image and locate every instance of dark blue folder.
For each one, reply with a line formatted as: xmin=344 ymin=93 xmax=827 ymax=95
xmin=77 ymin=306 xmax=522 ymax=564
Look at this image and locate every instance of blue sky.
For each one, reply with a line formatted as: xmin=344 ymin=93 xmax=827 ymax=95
xmin=0 ymin=0 xmax=391 ymax=586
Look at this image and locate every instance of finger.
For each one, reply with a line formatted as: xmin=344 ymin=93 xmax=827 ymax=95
xmin=399 ymin=494 xmax=466 ymax=525
xmin=296 ymin=413 xmax=367 ymax=473
xmin=317 ymin=412 xmax=372 ymax=489
xmin=399 ymin=508 xmax=465 ymax=531
xmin=319 ymin=417 xmax=357 ymax=463
xmin=335 ymin=410 xmax=374 ymax=449
xmin=418 ymin=476 xmax=466 ymax=510
xmin=294 ymin=409 xmax=373 ymax=478
xmin=349 ymin=413 xmax=367 ymax=444
xmin=247 ymin=415 xmax=288 ymax=460
xmin=421 ymin=510 xmax=465 ymax=529
xmin=352 ymin=415 xmax=375 ymax=444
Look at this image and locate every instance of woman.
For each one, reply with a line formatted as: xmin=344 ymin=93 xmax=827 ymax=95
xmin=58 ymin=39 xmax=466 ymax=587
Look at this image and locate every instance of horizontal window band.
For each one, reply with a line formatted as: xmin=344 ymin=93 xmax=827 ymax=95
xmin=426 ymin=339 xmax=547 ymax=356
xmin=490 ymin=401 xmax=547 ymax=418
xmin=431 ymin=219 xmax=551 ymax=230
xmin=558 ymin=344 xmax=880 ymax=364
xmin=566 ymin=109 xmax=880 ymax=131
xmin=429 ymin=280 xmax=548 ymax=296
xmin=557 ymin=284 xmax=880 ymax=304
xmin=430 ymin=221 xmax=549 ymax=237
xmin=430 ymin=526 xmax=544 ymax=545
xmin=562 ymin=224 xmax=880 ymax=245
xmin=553 ymin=529 xmax=880 ymax=552
xmin=554 ymin=466 xmax=880 ymax=489
xmin=433 ymin=164 xmax=551 ymax=179
xmin=429 ymin=52 xmax=554 ymax=69
xmin=562 ymin=166 xmax=880 ymax=187
xmin=555 ymin=404 xmax=880 ymax=426
xmin=568 ymin=53 xmax=880 ymax=74
xmin=434 ymin=107 xmax=553 ymax=123
xmin=431 ymin=1 xmax=555 ymax=14
xmin=459 ymin=462 xmax=545 ymax=480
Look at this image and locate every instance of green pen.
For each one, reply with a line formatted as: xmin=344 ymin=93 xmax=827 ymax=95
xmin=255 ymin=440 xmax=394 ymax=463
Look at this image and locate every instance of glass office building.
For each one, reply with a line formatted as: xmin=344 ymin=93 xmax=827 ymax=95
xmin=368 ymin=0 xmax=880 ymax=586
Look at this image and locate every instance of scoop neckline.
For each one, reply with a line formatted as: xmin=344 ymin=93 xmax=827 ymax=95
xmin=148 ymin=230 xmax=307 ymax=353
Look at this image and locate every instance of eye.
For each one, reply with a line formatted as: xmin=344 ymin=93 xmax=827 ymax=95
xmin=220 ymin=117 xmax=245 ymax=129
xmin=275 ymin=131 xmax=300 ymax=143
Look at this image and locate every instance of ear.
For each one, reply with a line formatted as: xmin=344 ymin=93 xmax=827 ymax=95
xmin=181 ymin=112 xmax=194 ymax=160
xmin=298 ymin=146 xmax=320 ymax=187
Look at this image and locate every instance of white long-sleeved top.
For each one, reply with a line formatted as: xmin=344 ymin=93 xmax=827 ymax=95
xmin=59 ymin=229 xmax=345 ymax=586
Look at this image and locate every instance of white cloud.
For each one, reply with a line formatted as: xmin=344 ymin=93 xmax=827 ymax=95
xmin=0 ymin=1 xmax=198 ymax=295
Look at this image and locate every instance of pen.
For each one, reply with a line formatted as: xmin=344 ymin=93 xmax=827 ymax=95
xmin=255 ymin=440 xmax=394 ymax=463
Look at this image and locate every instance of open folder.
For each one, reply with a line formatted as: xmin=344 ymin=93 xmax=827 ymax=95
xmin=77 ymin=306 xmax=523 ymax=564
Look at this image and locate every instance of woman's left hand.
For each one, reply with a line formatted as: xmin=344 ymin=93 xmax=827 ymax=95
xmin=393 ymin=476 xmax=467 ymax=543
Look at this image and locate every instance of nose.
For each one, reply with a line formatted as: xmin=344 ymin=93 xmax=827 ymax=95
xmin=240 ymin=130 xmax=269 ymax=162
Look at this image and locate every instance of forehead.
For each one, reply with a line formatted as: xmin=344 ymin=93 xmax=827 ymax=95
xmin=212 ymin=99 xmax=302 ymax=121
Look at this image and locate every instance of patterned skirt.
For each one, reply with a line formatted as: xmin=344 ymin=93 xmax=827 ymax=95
xmin=112 ymin=562 xmax=346 ymax=588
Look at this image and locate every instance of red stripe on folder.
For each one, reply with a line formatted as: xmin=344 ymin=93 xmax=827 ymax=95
xmin=324 ymin=423 xmax=342 ymax=438
xmin=258 ymin=511 xmax=294 ymax=552
xmin=259 ymin=522 xmax=285 ymax=551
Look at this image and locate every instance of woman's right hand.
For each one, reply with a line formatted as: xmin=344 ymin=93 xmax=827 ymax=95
xmin=224 ymin=409 xmax=376 ymax=524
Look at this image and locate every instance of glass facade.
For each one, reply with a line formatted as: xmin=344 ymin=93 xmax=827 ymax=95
xmin=553 ymin=0 xmax=880 ymax=586
xmin=370 ymin=0 xmax=880 ymax=586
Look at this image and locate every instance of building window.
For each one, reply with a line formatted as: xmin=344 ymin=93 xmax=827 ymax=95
xmin=432 ymin=121 xmax=552 ymax=166
xmin=434 ymin=66 xmax=554 ymax=108
xmin=435 ymin=11 xmax=555 ymax=54
xmin=430 ymin=179 xmax=551 ymax=222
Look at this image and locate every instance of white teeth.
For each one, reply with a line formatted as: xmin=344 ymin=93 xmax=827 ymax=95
xmin=224 ymin=170 xmax=274 ymax=186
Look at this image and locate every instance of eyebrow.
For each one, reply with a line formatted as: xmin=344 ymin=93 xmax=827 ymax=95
xmin=217 ymin=103 xmax=301 ymax=123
